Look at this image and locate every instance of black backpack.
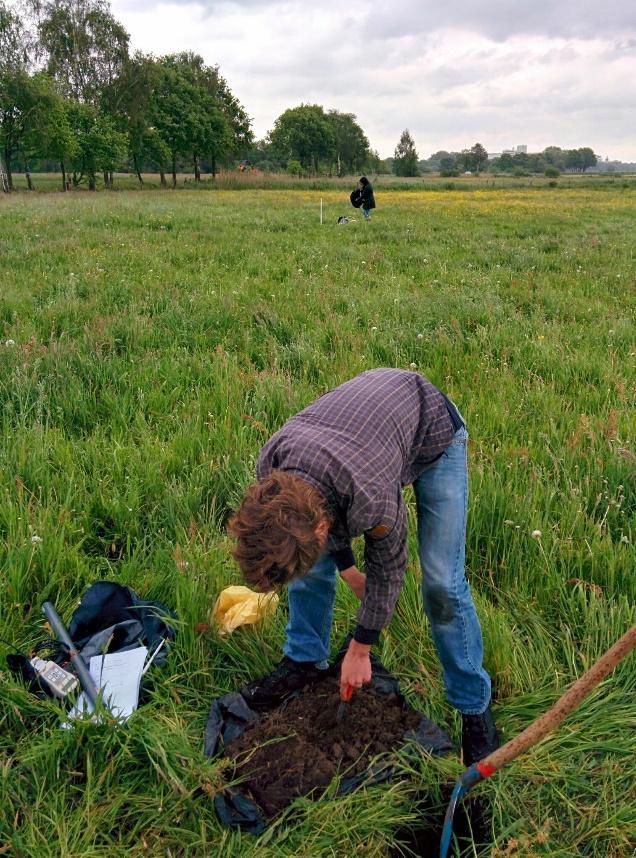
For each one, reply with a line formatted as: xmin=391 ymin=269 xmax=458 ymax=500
xmin=7 ymin=582 xmax=176 ymax=698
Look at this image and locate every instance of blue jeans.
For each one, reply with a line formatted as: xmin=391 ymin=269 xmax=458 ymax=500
xmin=362 ymin=207 xmax=371 ymax=219
xmin=283 ymin=426 xmax=491 ymax=714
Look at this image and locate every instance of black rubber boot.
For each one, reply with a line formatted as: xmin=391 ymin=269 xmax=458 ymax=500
xmin=240 ymin=656 xmax=326 ymax=711
xmin=461 ymin=706 xmax=500 ymax=766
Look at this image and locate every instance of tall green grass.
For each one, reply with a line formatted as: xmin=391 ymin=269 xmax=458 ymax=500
xmin=8 ymin=170 xmax=636 ymax=194
xmin=0 ymin=187 xmax=634 ymax=856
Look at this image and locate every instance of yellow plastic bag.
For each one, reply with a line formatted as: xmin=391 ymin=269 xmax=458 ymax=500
xmin=212 ymin=585 xmax=279 ymax=635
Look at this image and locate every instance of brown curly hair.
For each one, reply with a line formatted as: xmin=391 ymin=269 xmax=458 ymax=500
xmin=228 ymin=471 xmax=330 ymax=591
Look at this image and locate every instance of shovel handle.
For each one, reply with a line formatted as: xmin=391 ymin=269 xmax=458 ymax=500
xmin=477 ymin=623 xmax=636 ymax=778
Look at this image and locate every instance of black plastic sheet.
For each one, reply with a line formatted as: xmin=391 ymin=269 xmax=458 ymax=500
xmin=206 ymin=653 xmax=454 ymax=833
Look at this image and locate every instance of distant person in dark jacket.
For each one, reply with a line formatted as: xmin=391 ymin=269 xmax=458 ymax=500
xmin=359 ymin=176 xmax=375 ymax=220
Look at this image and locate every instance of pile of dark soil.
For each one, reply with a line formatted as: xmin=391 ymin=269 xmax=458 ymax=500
xmin=226 ymin=676 xmax=421 ymax=817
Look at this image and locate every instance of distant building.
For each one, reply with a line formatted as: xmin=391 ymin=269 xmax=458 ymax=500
xmin=488 ymin=145 xmax=528 ymax=159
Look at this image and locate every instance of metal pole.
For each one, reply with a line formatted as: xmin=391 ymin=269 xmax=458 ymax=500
xmin=42 ymin=601 xmax=100 ymax=707
xmin=0 ymin=155 xmax=9 ymax=194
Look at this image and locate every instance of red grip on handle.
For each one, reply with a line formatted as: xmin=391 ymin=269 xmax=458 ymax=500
xmin=341 ymin=684 xmax=354 ymax=702
xmin=476 ymin=760 xmax=497 ymax=778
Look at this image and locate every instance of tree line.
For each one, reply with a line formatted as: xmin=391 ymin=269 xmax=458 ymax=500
xmin=250 ymin=104 xmax=377 ymax=177
xmin=387 ymin=134 xmax=598 ymax=178
xmin=436 ymin=145 xmax=598 ymax=176
xmin=0 ymin=0 xmax=255 ymax=191
xmin=0 ymin=0 xmax=379 ymax=192
xmin=1 ymin=0 xmax=601 ymax=192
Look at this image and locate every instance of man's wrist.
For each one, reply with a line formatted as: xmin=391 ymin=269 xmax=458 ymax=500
xmin=339 ymin=565 xmax=357 ymax=580
xmin=348 ymin=638 xmax=371 ymax=656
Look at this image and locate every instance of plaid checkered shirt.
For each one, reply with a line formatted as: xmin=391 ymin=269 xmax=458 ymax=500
xmin=256 ymin=368 xmax=460 ymax=644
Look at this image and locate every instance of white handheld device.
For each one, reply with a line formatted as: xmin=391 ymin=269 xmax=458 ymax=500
xmin=30 ymin=657 xmax=79 ymax=699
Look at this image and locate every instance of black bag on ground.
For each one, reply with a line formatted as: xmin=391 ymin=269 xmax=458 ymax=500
xmin=206 ymin=651 xmax=453 ymax=834
xmin=7 ymin=582 xmax=176 ymax=698
xmin=62 ymin=581 xmax=176 ymax=665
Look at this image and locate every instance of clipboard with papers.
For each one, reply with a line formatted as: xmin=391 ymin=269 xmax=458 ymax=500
xmin=64 ymin=646 xmax=148 ymax=724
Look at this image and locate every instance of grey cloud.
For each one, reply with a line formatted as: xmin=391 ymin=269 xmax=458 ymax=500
xmin=114 ymin=0 xmax=273 ymax=7
xmin=112 ymin=0 xmax=636 ymax=40
xmin=604 ymin=37 xmax=636 ymax=58
xmin=363 ymin=0 xmax=636 ymax=41
xmin=105 ymin=0 xmax=636 ymax=159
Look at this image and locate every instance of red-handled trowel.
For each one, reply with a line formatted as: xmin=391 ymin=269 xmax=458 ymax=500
xmin=336 ymin=683 xmax=354 ymax=724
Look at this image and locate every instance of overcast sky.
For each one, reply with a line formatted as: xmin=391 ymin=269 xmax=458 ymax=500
xmin=38 ymin=0 xmax=636 ymax=159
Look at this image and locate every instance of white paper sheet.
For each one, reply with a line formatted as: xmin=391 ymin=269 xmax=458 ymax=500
xmin=63 ymin=646 xmax=148 ymax=725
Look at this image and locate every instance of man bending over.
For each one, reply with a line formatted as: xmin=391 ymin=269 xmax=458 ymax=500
xmin=229 ymin=368 xmax=499 ymax=765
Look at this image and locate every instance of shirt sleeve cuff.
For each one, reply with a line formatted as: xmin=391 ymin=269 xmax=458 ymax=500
xmin=353 ymin=624 xmax=380 ymax=645
xmin=331 ymin=546 xmax=356 ymax=571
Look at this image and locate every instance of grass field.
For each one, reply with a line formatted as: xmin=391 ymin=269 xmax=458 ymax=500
xmin=8 ymin=169 xmax=636 ymax=194
xmin=0 ymin=186 xmax=634 ymax=857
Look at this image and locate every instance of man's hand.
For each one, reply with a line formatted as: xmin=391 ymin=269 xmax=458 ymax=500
xmin=340 ymin=639 xmax=372 ymax=695
xmin=340 ymin=566 xmax=366 ymax=600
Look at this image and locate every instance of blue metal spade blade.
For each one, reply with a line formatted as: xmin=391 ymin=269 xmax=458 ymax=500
xmin=439 ymin=764 xmax=486 ymax=858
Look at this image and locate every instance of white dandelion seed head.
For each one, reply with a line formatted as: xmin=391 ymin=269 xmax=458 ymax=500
xmin=531 ymin=530 xmax=542 ymax=539
xmin=417 ymin=333 xmax=424 ymax=339
xmin=31 ymin=534 xmax=43 ymax=544
xmin=5 ymin=339 xmax=16 ymax=347
xmin=409 ymin=362 xmax=417 ymax=369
